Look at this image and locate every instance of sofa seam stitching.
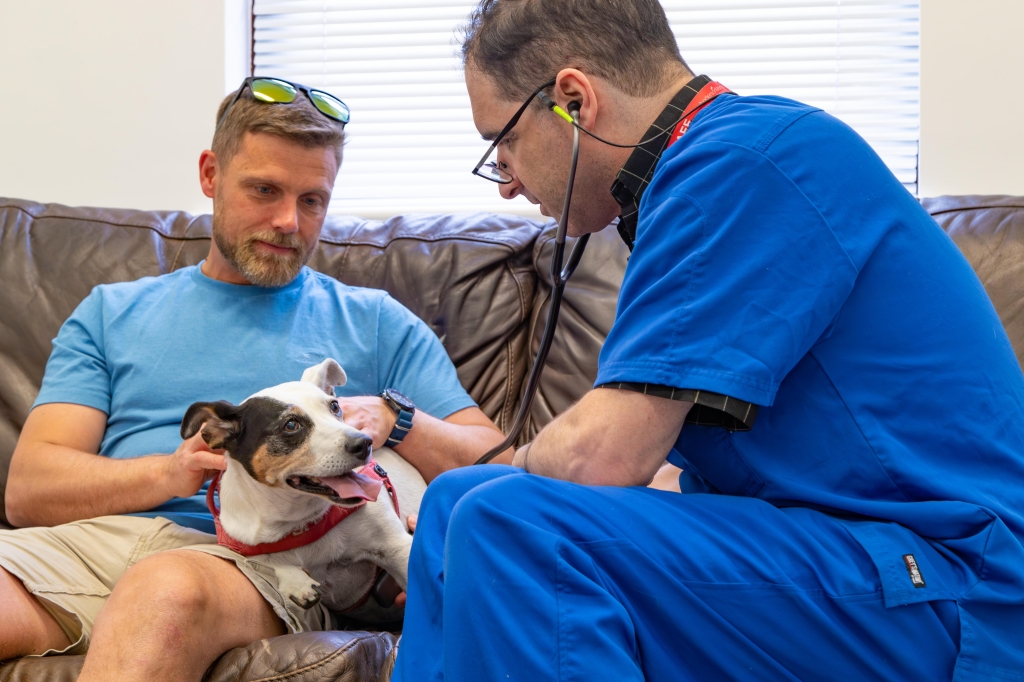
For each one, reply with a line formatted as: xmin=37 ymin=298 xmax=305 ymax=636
xmin=0 ymin=203 xmax=541 ymax=248
xmin=1 ymin=204 xmax=209 ymax=240
xmin=928 ymin=205 xmax=1024 ymax=217
xmin=527 ymin=286 xmax=554 ymax=441
xmin=169 ymin=216 xmax=200 ymax=271
xmin=505 ymin=257 xmax=529 ymax=431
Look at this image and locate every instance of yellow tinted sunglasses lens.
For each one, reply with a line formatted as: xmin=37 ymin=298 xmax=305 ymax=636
xmin=250 ymin=78 xmax=297 ymax=103
xmin=310 ymin=90 xmax=350 ymax=124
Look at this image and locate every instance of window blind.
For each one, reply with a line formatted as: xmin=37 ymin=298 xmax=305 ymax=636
xmin=252 ymin=0 xmax=920 ymax=217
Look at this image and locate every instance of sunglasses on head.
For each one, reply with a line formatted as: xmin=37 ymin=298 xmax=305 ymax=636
xmin=217 ymin=77 xmax=351 ymax=132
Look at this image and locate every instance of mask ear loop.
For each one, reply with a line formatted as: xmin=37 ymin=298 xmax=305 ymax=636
xmin=474 ymin=104 xmax=589 ymax=465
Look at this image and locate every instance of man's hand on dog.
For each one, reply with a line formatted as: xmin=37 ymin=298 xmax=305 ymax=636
xmin=336 ymin=396 xmax=397 ymax=449
xmin=163 ymin=429 xmax=227 ymax=499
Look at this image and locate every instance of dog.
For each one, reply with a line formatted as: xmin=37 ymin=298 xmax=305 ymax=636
xmin=180 ymin=358 xmax=426 ymax=623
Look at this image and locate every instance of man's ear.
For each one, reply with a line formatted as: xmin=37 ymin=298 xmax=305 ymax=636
xmin=181 ymin=400 xmax=240 ymax=450
xmin=199 ymin=149 xmax=218 ymax=200
xmin=301 ymin=358 xmax=348 ymax=395
xmin=553 ymin=68 xmax=598 ymax=128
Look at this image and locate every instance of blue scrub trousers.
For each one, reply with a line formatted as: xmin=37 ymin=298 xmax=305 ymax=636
xmin=392 ymin=466 xmax=961 ymax=681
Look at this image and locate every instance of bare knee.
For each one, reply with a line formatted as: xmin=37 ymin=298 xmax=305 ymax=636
xmin=103 ymin=548 xmax=230 ymax=630
xmin=106 ymin=552 xmax=220 ymax=630
xmin=97 ymin=550 xmax=283 ymax=647
xmin=0 ymin=566 xmax=72 ymax=660
xmin=82 ymin=551 xmax=284 ymax=682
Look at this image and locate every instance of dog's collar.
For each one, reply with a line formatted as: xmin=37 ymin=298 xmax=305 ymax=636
xmin=206 ymin=459 xmax=401 ymax=557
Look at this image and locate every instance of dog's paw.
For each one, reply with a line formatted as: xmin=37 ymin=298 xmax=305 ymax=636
xmin=278 ymin=566 xmax=323 ymax=610
xmin=287 ymin=582 xmax=323 ymax=609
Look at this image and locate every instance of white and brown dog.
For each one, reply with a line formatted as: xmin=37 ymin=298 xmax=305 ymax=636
xmin=181 ymin=359 xmax=425 ymax=622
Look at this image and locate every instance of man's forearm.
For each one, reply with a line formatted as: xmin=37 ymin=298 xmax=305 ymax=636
xmin=514 ymin=389 xmax=690 ymax=486
xmin=394 ymin=409 xmax=510 ymax=482
xmin=6 ymin=444 xmax=175 ymax=527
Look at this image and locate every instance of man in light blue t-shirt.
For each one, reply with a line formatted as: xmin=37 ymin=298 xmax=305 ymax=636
xmin=0 ymin=79 xmax=507 ymax=680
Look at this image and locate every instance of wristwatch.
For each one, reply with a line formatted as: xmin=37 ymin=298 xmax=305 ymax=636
xmin=380 ymin=388 xmax=415 ymax=448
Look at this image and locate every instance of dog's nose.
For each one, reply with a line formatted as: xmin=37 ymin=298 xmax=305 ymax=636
xmin=345 ymin=434 xmax=372 ymax=458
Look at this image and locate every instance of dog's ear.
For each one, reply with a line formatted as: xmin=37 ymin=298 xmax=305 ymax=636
xmin=301 ymin=358 xmax=348 ymax=395
xmin=181 ymin=400 xmax=241 ymax=450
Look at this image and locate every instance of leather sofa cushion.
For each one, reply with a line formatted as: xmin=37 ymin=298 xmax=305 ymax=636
xmin=525 ymin=225 xmax=629 ymax=442
xmin=0 ymin=631 xmax=398 ymax=682
xmin=923 ymin=195 xmax=1024 ymax=369
xmin=0 ymin=198 xmax=542 ymax=525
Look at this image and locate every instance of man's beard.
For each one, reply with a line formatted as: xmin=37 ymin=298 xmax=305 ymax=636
xmin=212 ymin=216 xmax=315 ymax=287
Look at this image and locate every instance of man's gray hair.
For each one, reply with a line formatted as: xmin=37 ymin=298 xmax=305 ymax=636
xmin=461 ymin=0 xmax=689 ymax=102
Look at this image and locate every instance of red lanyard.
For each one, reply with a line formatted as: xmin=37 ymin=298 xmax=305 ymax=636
xmin=666 ymin=81 xmax=732 ymax=148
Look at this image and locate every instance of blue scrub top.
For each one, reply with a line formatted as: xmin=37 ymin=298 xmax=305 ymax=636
xmin=596 ymin=94 xmax=1024 ymax=677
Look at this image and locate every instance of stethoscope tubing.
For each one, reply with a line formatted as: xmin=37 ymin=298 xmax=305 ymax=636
xmin=475 ymin=111 xmax=589 ymax=465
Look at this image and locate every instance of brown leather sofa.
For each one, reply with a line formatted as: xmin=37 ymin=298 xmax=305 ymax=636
xmin=0 ymin=194 xmax=1022 ymax=680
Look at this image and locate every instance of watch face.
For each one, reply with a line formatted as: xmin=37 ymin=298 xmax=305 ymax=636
xmin=384 ymin=388 xmax=415 ymax=412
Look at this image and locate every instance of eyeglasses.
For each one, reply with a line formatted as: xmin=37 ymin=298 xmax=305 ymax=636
xmin=216 ymin=77 xmax=351 ymax=132
xmin=471 ymin=79 xmax=556 ymax=184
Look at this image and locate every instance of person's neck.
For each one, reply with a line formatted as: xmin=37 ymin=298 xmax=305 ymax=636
xmin=594 ymin=70 xmax=696 ymax=182
xmin=201 ymin=244 xmax=252 ymax=285
xmin=619 ymin=70 xmax=697 ymax=147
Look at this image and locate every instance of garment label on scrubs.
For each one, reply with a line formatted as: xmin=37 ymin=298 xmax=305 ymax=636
xmin=902 ymin=554 xmax=926 ymax=588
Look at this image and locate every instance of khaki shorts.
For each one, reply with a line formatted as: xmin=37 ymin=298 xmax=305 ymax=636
xmin=0 ymin=515 xmax=329 ymax=656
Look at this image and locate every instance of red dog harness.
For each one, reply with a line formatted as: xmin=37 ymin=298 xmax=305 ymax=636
xmin=205 ymin=459 xmax=401 ymax=557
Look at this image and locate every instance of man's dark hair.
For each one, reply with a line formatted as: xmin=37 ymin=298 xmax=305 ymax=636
xmin=461 ymin=0 xmax=689 ymax=101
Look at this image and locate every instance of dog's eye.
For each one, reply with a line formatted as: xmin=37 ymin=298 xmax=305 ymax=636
xmin=329 ymin=400 xmax=341 ymax=416
xmin=283 ymin=419 xmax=299 ymax=433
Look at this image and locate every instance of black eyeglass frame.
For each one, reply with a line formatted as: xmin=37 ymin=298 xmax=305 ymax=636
xmin=471 ymin=79 xmax=556 ymax=184
xmin=216 ymin=77 xmax=351 ymax=133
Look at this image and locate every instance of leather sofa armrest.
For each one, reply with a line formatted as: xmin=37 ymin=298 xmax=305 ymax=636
xmin=203 ymin=630 xmax=399 ymax=675
xmin=205 ymin=631 xmax=398 ymax=682
xmin=0 ymin=631 xmax=399 ymax=682
xmin=0 ymin=656 xmax=83 ymax=682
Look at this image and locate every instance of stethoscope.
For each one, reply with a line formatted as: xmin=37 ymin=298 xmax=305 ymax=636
xmin=474 ymin=101 xmax=589 ymax=465
xmin=472 ymin=88 xmax=709 ymax=465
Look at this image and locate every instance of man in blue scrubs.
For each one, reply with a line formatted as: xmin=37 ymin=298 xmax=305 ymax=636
xmin=393 ymin=0 xmax=1024 ymax=680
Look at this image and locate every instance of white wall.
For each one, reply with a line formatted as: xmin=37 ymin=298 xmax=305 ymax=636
xmin=919 ymin=0 xmax=1024 ymax=197
xmin=1 ymin=1 xmax=1022 ymax=209
xmin=0 ymin=0 xmax=230 ymax=215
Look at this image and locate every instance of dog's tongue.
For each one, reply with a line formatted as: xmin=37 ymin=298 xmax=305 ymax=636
xmin=320 ymin=472 xmax=382 ymax=503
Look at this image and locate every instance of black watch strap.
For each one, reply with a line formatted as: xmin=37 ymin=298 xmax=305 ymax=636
xmin=385 ymin=408 xmax=414 ymax=447
xmin=381 ymin=389 xmax=415 ymax=447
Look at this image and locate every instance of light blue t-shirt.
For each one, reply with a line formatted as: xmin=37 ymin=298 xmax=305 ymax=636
xmin=34 ymin=264 xmax=476 ymax=533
